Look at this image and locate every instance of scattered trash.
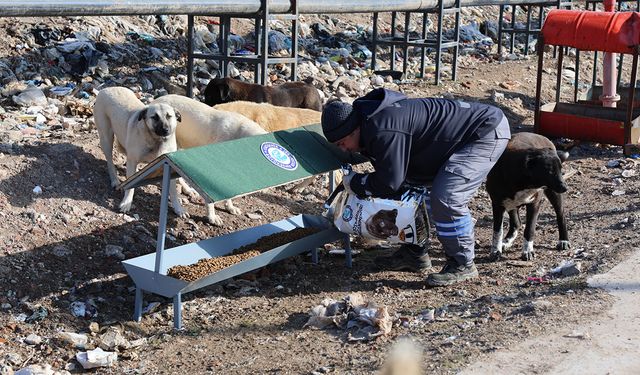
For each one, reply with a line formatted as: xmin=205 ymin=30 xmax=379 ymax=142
xmin=76 ymin=348 xmax=117 ymax=369
xmin=25 ymin=306 xmax=48 ymax=323
xmin=13 ymin=87 xmax=48 ymax=107
xmin=304 ymin=293 xmax=393 ymax=341
xmin=606 ymin=160 xmax=621 ymax=168
xmin=621 ymin=169 xmax=636 ymax=178
xmin=70 ymin=301 xmax=98 ymax=319
xmin=611 ymin=190 xmax=625 ymax=196
xmin=32 ymin=185 xmax=43 ymax=195
xmin=550 ymin=260 xmax=582 ymax=277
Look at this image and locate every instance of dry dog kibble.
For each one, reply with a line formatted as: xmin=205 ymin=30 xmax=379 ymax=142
xmin=167 ymin=227 xmax=321 ymax=281
xmin=168 ymin=250 xmax=261 ymax=282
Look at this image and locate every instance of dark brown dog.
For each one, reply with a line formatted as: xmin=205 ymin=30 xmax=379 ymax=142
xmin=365 ymin=209 xmax=399 ymax=239
xmin=486 ymin=132 xmax=570 ymax=261
xmin=203 ymin=77 xmax=322 ymax=111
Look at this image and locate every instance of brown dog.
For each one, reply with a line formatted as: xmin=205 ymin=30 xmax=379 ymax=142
xmin=213 ymin=101 xmax=321 ymax=132
xmin=203 ymin=77 xmax=322 ymax=111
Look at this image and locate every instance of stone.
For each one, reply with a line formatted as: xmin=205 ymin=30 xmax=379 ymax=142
xmin=52 ymin=245 xmax=72 ymax=257
xmin=76 ymin=348 xmax=117 ymax=370
xmin=99 ymin=328 xmax=128 ymax=351
xmin=24 ymin=334 xmax=42 ymax=345
xmin=58 ymin=332 xmax=88 ymax=349
xmin=104 ymin=245 xmax=124 ymax=260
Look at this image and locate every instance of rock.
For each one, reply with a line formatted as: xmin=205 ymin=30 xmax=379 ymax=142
xmin=104 ymin=244 xmax=125 ymax=260
xmin=88 ymin=322 xmax=100 ymax=334
xmin=76 ymin=348 xmax=117 ymax=370
xmin=24 ymin=334 xmax=42 ymax=345
xmin=4 ymin=353 xmax=22 ymax=366
xmin=99 ymin=328 xmax=128 ymax=351
xmin=14 ymin=364 xmax=70 ymax=375
xmin=0 ymin=363 xmax=13 ymax=375
xmin=51 ymin=245 xmax=72 ymax=257
xmin=246 ymin=213 xmax=262 ymax=220
xmin=58 ymin=332 xmax=88 ymax=349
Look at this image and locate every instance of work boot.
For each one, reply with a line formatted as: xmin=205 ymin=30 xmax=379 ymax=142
xmin=426 ymin=261 xmax=478 ymax=287
xmin=374 ymin=245 xmax=432 ymax=272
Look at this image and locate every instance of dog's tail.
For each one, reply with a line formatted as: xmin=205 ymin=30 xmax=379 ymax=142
xmin=378 ymin=337 xmax=423 ymax=375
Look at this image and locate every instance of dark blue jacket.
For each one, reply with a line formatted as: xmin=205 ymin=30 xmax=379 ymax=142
xmin=350 ymin=88 xmax=506 ymax=198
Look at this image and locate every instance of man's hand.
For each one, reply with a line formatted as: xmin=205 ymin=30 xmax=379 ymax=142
xmin=342 ymin=171 xmax=356 ymax=195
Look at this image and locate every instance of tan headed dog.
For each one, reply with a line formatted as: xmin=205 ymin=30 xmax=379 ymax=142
xmin=93 ymin=87 xmax=186 ymax=217
xmin=154 ymin=94 xmax=267 ymax=226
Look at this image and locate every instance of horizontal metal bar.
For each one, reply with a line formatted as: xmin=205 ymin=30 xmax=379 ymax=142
xmin=0 ymin=0 xmax=574 ymax=17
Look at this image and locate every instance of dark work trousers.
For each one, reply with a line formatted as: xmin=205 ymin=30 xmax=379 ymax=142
xmin=426 ymin=116 xmax=511 ymax=266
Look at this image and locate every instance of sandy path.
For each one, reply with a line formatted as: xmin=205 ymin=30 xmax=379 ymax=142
xmin=460 ymin=250 xmax=640 ymax=374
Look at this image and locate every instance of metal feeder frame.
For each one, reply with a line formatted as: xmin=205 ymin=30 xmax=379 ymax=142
xmin=186 ymin=0 xmax=300 ymax=96
xmin=534 ymin=10 xmax=640 ymax=155
xmin=497 ymin=0 xmax=572 ymax=56
xmin=371 ymin=0 xmax=461 ymax=85
xmin=121 ymin=161 xmax=351 ymax=330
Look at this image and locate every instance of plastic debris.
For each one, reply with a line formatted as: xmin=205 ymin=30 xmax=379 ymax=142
xmin=69 ymin=301 xmax=98 ymax=319
xmin=551 ymin=260 xmax=582 ymax=277
xmin=25 ymin=306 xmax=48 ymax=323
xmin=13 ymin=87 xmax=48 ymax=107
xmin=33 ymin=186 xmax=43 ymax=195
xmin=76 ymin=348 xmax=117 ymax=369
xmin=304 ymin=293 xmax=392 ymax=341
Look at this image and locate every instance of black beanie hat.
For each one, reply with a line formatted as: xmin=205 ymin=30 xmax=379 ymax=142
xmin=321 ymin=101 xmax=360 ymax=143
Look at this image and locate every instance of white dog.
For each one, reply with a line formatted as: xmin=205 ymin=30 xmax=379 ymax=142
xmin=154 ymin=94 xmax=267 ymax=226
xmin=93 ymin=87 xmax=187 ymax=217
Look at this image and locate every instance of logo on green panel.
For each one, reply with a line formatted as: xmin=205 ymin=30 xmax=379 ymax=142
xmin=260 ymin=142 xmax=298 ymax=171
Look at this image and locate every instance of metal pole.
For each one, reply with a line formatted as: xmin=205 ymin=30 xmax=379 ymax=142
xmin=173 ymin=292 xmax=182 ymax=330
xmin=153 ymin=162 xmax=171 ymax=276
xmin=372 ymin=12 xmax=379 ymax=71
xmin=555 ymin=46 xmax=564 ymax=104
xmin=186 ymin=15 xmax=195 ymax=97
xmin=534 ymin=37 xmax=545 ymax=133
xmin=391 ymin=11 xmax=397 ymax=72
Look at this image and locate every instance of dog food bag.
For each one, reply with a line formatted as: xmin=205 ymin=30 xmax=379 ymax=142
xmin=327 ymin=187 xmax=429 ymax=246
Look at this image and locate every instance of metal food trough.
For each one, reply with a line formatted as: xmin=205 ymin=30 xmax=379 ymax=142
xmin=123 ymin=213 xmax=349 ymax=329
xmin=118 ymin=125 xmax=364 ymax=329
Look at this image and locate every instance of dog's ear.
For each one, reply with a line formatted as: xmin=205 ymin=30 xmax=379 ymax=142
xmin=174 ymin=110 xmax=182 ymax=122
xmin=556 ymin=150 xmax=569 ymax=162
xmin=390 ymin=209 xmax=398 ymax=219
xmin=137 ymin=108 xmax=148 ymax=122
xmin=220 ymin=83 xmax=231 ymax=102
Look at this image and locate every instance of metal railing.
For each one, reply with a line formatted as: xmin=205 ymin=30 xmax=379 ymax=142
xmin=0 ymin=0 xmax=577 ymax=16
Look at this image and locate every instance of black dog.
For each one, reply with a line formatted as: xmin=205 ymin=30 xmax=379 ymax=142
xmin=203 ymin=77 xmax=322 ymax=111
xmin=486 ymin=132 xmax=570 ymax=261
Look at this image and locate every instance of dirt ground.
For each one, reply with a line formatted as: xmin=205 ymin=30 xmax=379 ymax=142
xmin=0 ymin=11 xmax=639 ymax=375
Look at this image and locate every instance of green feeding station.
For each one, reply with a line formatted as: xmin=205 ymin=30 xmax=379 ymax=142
xmin=120 ymin=124 xmax=365 ymax=329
